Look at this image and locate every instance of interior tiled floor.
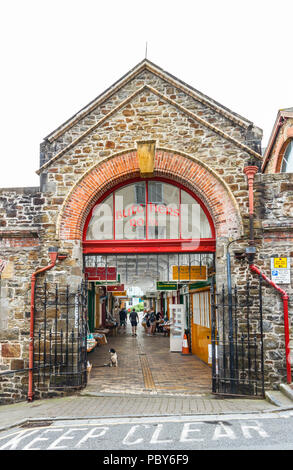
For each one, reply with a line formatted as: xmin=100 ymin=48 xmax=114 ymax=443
xmin=85 ymin=316 xmax=212 ymax=396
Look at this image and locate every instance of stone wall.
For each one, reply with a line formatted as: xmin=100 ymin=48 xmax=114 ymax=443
xmin=254 ymin=173 xmax=293 ymax=386
xmin=0 ymin=187 xmax=42 ymax=402
xmin=2 ymin=63 xmax=292 ymax=402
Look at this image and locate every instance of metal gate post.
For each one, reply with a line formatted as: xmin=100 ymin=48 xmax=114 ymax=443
xmin=211 ymin=273 xmax=217 ymax=393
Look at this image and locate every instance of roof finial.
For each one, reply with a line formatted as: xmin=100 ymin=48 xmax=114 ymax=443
xmin=145 ymin=41 xmax=148 ymax=59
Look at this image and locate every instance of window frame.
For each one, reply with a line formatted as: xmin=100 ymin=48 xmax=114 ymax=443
xmin=83 ymin=177 xmax=216 ymax=254
xmin=276 ymin=138 xmax=293 ymax=173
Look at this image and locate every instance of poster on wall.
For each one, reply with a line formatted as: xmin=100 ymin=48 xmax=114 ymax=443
xmin=271 ymin=257 xmax=291 ymax=284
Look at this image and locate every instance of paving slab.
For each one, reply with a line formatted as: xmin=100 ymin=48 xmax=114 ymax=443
xmin=0 ymin=392 xmax=282 ymax=432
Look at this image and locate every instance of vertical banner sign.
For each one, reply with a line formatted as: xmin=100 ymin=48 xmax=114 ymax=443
xmin=271 ymin=257 xmax=291 ymax=284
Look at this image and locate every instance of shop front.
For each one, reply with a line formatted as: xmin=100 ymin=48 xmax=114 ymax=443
xmin=82 ymin=177 xmax=216 ymax=361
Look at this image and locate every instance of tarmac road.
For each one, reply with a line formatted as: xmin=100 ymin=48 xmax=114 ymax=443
xmin=1 ymin=410 xmax=293 ymax=451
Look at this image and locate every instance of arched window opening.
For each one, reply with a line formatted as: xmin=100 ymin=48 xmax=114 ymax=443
xmin=84 ymin=180 xmax=213 ymax=243
xmin=281 ymin=140 xmax=293 ymax=173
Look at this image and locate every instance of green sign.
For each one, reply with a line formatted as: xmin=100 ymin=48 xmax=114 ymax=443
xmin=189 ymin=278 xmax=211 ymax=290
xmin=156 ymin=282 xmax=178 ymax=291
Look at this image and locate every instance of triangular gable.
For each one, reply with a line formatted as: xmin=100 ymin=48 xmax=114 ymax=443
xmin=262 ymin=108 xmax=293 ymax=171
xmin=44 ymin=59 xmax=259 ymax=144
xmin=37 ymin=83 xmax=262 ymax=174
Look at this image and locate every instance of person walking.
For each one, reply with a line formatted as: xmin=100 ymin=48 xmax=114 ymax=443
xmin=119 ymin=307 xmax=127 ymax=329
xmin=129 ymin=308 xmax=139 ymax=336
xmin=149 ymin=309 xmax=156 ymax=335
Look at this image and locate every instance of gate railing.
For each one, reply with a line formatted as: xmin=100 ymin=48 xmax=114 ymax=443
xmin=211 ymin=275 xmax=265 ymax=397
xmin=33 ymin=280 xmax=88 ymax=396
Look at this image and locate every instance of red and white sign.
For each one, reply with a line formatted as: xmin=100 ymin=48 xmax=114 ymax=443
xmin=107 ymin=284 xmax=125 ymax=292
xmin=84 ymin=267 xmax=117 ymax=281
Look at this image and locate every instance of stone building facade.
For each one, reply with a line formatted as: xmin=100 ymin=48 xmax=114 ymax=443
xmin=0 ymin=60 xmax=292 ymax=403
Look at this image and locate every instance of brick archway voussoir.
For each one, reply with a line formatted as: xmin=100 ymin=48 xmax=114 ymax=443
xmin=57 ymin=149 xmax=242 ymax=240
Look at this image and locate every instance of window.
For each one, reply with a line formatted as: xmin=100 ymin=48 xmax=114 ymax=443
xmin=281 ymin=140 xmax=293 ymax=173
xmin=85 ymin=180 xmax=213 ymax=241
xmin=192 ymin=290 xmax=210 ymax=328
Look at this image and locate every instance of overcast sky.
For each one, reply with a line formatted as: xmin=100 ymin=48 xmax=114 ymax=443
xmin=1 ymin=0 xmax=292 ymax=188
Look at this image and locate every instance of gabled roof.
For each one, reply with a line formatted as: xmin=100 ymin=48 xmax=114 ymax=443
xmin=262 ymin=107 xmax=293 ymax=171
xmin=44 ymin=59 xmax=259 ymax=143
xmin=38 ymin=59 xmax=263 ymax=174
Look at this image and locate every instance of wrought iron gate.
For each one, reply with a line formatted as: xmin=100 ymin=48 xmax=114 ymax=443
xmin=211 ymin=274 xmax=265 ymax=397
xmin=33 ymin=280 xmax=88 ymax=396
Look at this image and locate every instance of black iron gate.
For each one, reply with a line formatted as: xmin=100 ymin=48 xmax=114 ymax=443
xmin=33 ymin=280 xmax=88 ymax=396
xmin=211 ymin=274 xmax=265 ymax=397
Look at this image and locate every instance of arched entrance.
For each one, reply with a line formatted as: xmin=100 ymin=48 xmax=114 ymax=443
xmin=57 ymin=149 xmax=242 ymax=395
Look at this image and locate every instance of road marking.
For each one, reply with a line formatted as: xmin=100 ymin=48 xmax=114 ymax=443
xmin=0 ymin=417 xmax=275 ymax=450
xmin=0 ymin=410 xmax=292 ymax=447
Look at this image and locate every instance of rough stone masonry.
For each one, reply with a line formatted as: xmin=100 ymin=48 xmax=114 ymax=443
xmin=0 ymin=59 xmax=292 ymax=403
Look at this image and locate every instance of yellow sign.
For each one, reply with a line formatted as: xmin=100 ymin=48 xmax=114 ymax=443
xmin=112 ymin=291 xmax=127 ymax=296
xmin=172 ymin=265 xmax=207 ymax=281
xmin=274 ymin=258 xmax=287 ymax=269
xmin=137 ymin=140 xmax=155 ymax=177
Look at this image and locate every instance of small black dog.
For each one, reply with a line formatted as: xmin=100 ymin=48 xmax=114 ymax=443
xmin=105 ymin=348 xmax=118 ymax=367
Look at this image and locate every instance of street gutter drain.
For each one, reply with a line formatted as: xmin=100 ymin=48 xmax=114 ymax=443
xmin=20 ymin=420 xmax=53 ymax=428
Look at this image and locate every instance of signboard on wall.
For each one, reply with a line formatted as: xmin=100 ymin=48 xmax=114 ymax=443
xmin=84 ymin=267 xmax=117 ymax=281
xmin=156 ymin=282 xmax=178 ymax=291
xmin=271 ymin=258 xmax=291 ymax=284
xmin=172 ymin=265 xmax=207 ymax=281
xmin=107 ymin=284 xmax=124 ymax=292
xmin=112 ymin=291 xmax=127 ymax=297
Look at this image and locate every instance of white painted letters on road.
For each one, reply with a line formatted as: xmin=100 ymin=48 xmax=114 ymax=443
xmin=180 ymin=422 xmax=204 ymax=442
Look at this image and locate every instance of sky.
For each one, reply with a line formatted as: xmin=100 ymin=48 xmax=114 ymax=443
xmin=1 ymin=0 xmax=292 ymax=188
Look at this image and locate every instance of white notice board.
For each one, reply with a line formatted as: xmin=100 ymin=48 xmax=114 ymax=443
xmin=169 ymin=304 xmax=185 ymax=352
xmin=271 ymin=257 xmax=291 ymax=285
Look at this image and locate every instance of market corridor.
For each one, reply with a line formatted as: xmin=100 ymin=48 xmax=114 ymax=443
xmin=84 ymin=315 xmax=212 ymax=396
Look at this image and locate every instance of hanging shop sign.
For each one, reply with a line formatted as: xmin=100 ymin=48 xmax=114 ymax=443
xmin=271 ymin=257 xmax=291 ymax=284
xmin=84 ymin=266 xmax=117 ymax=281
xmin=95 ymin=274 xmax=121 ymax=285
xmin=172 ymin=265 xmax=207 ymax=281
xmin=156 ymin=282 xmax=178 ymax=291
xmin=189 ymin=278 xmax=212 ymax=291
xmin=107 ymin=284 xmax=125 ymax=292
xmin=145 ymin=291 xmax=157 ymax=297
xmin=112 ymin=291 xmax=127 ymax=297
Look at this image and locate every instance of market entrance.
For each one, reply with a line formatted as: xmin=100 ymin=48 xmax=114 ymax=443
xmin=82 ymin=177 xmax=216 ymax=394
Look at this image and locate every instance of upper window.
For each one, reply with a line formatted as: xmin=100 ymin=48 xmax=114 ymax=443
xmin=85 ymin=180 xmax=213 ymax=241
xmin=281 ymin=140 xmax=293 ymax=173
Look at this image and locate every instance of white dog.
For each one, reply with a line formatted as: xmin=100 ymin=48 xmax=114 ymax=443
xmin=108 ymin=348 xmax=118 ymax=367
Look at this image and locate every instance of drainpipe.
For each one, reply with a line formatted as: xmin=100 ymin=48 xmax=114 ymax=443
xmin=243 ymin=166 xmax=291 ymax=384
xmin=28 ymin=247 xmax=66 ymax=402
xmin=249 ymin=264 xmax=291 ymax=383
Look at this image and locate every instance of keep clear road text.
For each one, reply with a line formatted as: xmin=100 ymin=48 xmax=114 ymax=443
xmin=1 ymin=412 xmax=293 ymax=451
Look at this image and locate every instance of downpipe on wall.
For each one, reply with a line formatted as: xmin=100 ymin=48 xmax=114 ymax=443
xmin=28 ymin=247 xmax=67 ymax=402
xmin=243 ymin=166 xmax=291 ymax=384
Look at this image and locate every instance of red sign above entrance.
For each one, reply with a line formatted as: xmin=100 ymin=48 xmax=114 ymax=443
xmin=84 ymin=267 xmax=117 ymax=281
xmin=107 ymin=284 xmax=125 ymax=292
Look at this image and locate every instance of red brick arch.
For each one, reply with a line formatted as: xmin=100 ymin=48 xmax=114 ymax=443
xmin=57 ymin=149 xmax=242 ymax=240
